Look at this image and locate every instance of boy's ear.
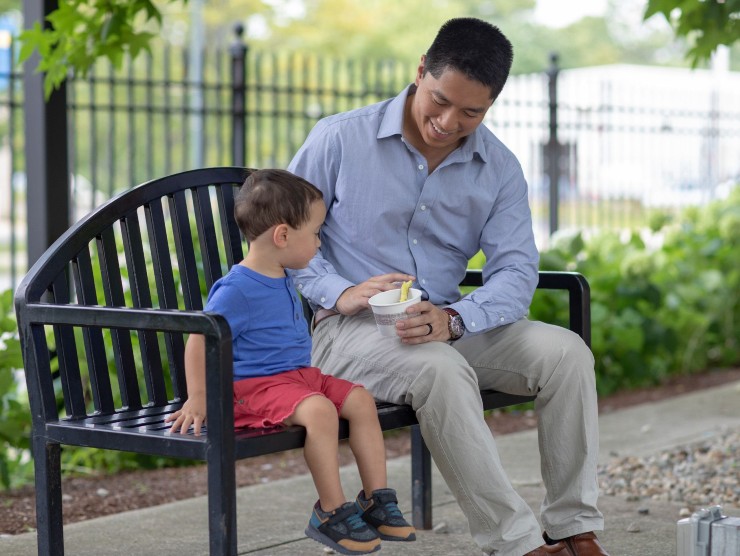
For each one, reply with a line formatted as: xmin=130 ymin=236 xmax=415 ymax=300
xmin=272 ymin=224 xmax=289 ymax=248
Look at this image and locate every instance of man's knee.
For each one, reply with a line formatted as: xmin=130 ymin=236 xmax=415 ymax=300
xmin=406 ymin=347 xmax=479 ymax=407
xmin=545 ymin=327 xmax=596 ymax=392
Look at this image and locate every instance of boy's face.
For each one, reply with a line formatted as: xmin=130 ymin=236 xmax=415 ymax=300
xmin=285 ymin=200 xmax=326 ymax=269
xmin=409 ymin=61 xmax=493 ymax=153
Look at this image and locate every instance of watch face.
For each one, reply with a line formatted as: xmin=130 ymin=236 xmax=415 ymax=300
xmin=451 ymin=315 xmax=464 ymax=338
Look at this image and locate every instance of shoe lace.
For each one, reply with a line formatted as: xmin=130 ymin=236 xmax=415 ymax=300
xmin=382 ymin=501 xmax=403 ymax=519
xmin=346 ymin=512 xmax=367 ymax=530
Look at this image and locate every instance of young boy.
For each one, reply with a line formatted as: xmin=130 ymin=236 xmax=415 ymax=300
xmin=165 ymin=169 xmax=415 ymax=555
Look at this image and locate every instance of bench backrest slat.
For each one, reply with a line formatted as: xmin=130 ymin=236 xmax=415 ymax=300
xmin=97 ymin=226 xmax=143 ymax=410
xmin=145 ymin=198 xmax=187 ymax=401
xmin=215 ymin=184 xmax=244 ymax=268
xmin=193 ymin=186 xmax=224 ymax=292
xmin=121 ymin=211 xmax=169 ymax=406
xmin=50 ymin=272 xmax=89 ymax=418
xmin=72 ymin=247 xmax=116 ymax=414
xmin=169 ymin=191 xmax=203 ymax=311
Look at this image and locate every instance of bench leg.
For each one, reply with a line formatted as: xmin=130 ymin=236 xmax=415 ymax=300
xmin=33 ymin=436 xmax=64 ymax=556
xmin=410 ymin=425 xmax=433 ymax=529
xmin=207 ymin=452 xmax=237 ymax=555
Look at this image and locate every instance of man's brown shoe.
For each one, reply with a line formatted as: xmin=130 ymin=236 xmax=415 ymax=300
xmin=523 ymin=542 xmax=571 ymax=555
xmin=545 ymin=532 xmax=610 ymax=556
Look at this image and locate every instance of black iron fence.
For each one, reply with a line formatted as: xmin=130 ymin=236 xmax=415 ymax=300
xmin=2 ymin=27 xmax=740 ymax=291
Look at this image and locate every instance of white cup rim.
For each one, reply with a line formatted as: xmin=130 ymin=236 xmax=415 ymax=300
xmin=368 ymin=287 xmax=422 ymax=308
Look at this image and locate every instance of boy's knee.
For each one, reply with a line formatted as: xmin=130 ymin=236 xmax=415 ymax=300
xmin=343 ymin=387 xmax=379 ymax=417
xmin=296 ymin=394 xmax=337 ymax=426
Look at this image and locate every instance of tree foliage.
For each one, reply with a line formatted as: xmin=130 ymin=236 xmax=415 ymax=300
xmin=18 ymin=0 xmax=180 ymax=98
xmin=15 ymin=0 xmax=740 ymax=98
xmin=644 ymin=0 xmax=740 ymax=66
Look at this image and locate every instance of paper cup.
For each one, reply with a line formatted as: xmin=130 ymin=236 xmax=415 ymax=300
xmin=368 ymin=288 xmax=422 ymax=337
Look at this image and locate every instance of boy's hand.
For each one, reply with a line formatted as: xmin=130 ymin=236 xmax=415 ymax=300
xmin=166 ymin=395 xmax=207 ymax=436
xmin=336 ymin=273 xmax=415 ymax=315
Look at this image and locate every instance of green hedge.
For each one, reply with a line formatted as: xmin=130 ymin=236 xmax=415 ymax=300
xmin=531 ymin=188 xmax=739 ymax=395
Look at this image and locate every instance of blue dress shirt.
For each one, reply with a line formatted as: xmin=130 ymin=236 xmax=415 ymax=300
xmin=287 ymin=85 xmax=539 ymax=336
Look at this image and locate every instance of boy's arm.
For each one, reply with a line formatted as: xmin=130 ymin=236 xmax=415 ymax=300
xmin=165 ymin=334 xmax=207 ymax=436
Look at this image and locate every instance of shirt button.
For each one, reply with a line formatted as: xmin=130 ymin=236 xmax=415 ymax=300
xmin=297 ymin=284 xmax=303 ymax=290
xmin=471 ymin=322 xmax=477 ymax=328
xmin=421 ymin=205 xmax=427 ymax=211
xmin=413 ymin=239 xmax=418 ymax=244
xmin=421 ymin=279 xmax=426 ymax=284
xmin=500 ymin=316 xmax=505 ymax=322
xmin=320 ymin=297 xmax=326 ymax=303
xmin=418 ymin=164 xmax=424 ymax=170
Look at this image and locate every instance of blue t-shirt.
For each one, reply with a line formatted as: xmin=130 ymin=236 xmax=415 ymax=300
xmin=205 ymin=265 xmax=312 ymax=380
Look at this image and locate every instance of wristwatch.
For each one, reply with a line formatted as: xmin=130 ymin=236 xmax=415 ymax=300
xmin=442 ymin=308 xmax=465 ymax=340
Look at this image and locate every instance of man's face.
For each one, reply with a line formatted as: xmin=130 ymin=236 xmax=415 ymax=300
xmin=410 ymin=61 xmax=494 ymax=152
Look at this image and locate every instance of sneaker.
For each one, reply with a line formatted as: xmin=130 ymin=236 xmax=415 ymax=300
xmin=354 ymin=488 xmax=416 ymax=541
xmin=305 ymin=500 xmax=381 ymax=555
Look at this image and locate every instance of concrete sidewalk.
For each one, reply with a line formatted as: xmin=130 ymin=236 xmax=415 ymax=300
xmin=3 ymin=381 xmax=739 ymax=556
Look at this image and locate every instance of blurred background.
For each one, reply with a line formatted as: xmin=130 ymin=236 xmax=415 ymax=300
xmin=2 ymin=0 xmax=739 ymax=290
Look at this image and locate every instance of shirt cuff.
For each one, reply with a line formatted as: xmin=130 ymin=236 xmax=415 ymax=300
xmin=296 ymin=274 xmax=355 ymax=310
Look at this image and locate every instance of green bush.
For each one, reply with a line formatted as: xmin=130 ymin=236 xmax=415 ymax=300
xmin=532 ymin=188 xmax=739 ymax=395
xmin=0 ymin=289 xmax=33 ymax=489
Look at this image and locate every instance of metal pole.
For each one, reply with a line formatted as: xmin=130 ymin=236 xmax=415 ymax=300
xmin=230 ymin=23 xmax=247 ymax=168
xmin=23 ymin=0 xmax=70 ymax=268
xmin=189 ymin=0 xmax=205 ymax=169
xmin=546 ymin=52 xmax=560 ymax=236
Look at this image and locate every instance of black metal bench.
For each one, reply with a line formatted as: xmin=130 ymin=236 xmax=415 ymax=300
xmin=14 ymin=166 xmax=590 ymax=555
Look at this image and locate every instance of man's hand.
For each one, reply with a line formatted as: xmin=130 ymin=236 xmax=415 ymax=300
xmin=395 ymin=302 xmax=451 ymax=344
xmin=335 ymin=272 xmax=415 ymax=315
xmin=166 ymin=394 xmax=207 ymax=436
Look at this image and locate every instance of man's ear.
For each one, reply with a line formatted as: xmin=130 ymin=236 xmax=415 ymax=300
xmin=416 ymin=55 xmax=426 ymax=84
xmin=272 ymin=224 xmax=289 ymax=248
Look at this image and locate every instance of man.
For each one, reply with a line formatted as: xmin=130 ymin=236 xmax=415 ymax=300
xmin=288 ymin=17 xmax=609 ymax=556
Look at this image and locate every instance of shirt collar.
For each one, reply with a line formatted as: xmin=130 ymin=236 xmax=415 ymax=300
xmin=377 ymin=84 xmax=489 ymax=165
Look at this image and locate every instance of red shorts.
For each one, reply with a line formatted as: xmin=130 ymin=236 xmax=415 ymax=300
xmin=232 ymin=367 xmax=362 ymax=429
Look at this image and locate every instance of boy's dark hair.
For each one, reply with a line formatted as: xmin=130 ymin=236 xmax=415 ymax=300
xmin=424 ymin=17 xmax=513 ymax=101
xmin=234 ymin=169 xmax=323 ymax=242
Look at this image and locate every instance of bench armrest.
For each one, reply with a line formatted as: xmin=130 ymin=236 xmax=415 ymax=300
xmin=20 ymin=303 xmax=230 ymax=336
xmin=463 ymin=269 xmax=591 ymax=346
xmin=17 ymin=303 xmax=235 ymax=449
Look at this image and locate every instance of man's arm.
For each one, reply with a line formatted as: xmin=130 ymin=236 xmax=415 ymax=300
xmin=287 ymin=118 xmax=357 ymax=309
xmin=447 ymin=156 xmax=539 ymax=336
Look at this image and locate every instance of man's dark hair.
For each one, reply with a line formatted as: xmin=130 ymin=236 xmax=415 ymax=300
xmin=424 ymin=17 xmax=513 ymax=100
xmin=234 ymin=169 xmax=323 ymax=242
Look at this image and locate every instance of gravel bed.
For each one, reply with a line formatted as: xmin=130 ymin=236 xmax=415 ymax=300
xmin=598 ymin=426 xmax=739 ymax=510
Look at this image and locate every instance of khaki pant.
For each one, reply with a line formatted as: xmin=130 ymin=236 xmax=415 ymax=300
xmin=312 ymin=311 xmax=604 ymax=556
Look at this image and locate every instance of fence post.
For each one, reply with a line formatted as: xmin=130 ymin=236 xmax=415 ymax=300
xmin=545 ymin=52 xmax=560 ymax=236
xmin=23 ymin=0 xmax=71 ymax=268
xmin=230 ymin=23 xmax=248 ymax=168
